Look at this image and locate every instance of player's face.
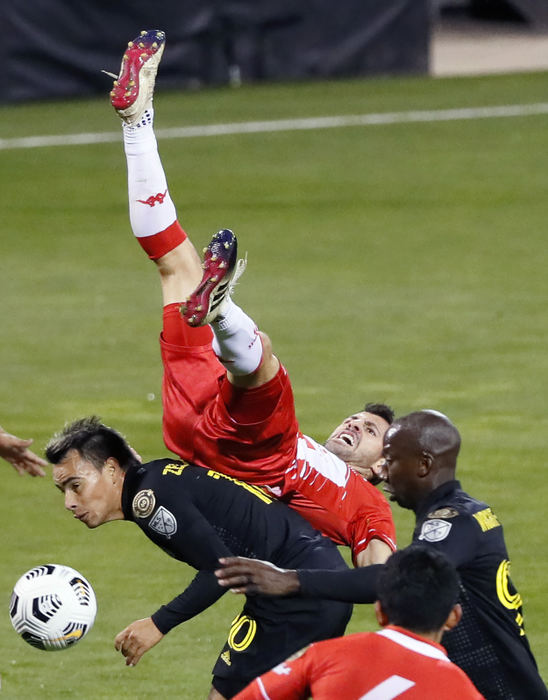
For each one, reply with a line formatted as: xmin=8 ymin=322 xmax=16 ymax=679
xmin=324 ymin=411 xmax=390 ymax=479
xmin=379 ymin=425 xmax=422 ymax=511
xmin=53 ymin=449 xmax=124 ymax=528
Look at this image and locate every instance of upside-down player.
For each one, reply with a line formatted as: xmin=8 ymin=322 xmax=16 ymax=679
xmin=108 ymin=29 xmax=395 ymax=566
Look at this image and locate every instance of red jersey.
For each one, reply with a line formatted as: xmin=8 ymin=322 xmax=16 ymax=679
xmin=285 ymin=434 xmax=396 ymax=562
xmin=161 ymin=305 xmax=396 ymax=561
xmin=234 ymin=626 xmax=485 ymax=700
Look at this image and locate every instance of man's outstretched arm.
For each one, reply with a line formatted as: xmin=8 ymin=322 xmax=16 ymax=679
xmin=215 ymin=557 xmax=381 ymax=603
xmin=0 ymin=427 xmax=47 ymax=477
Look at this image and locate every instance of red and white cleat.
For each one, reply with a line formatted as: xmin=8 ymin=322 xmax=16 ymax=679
xmin=181 ymin=229 xmax=247 ymax=327
xmin=110 ymin=29 xmax=165 ymax=125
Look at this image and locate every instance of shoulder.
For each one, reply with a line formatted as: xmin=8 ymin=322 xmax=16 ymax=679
xmin=417 ymin=493 xmax=502 ymax=546
xmin=426 ymin=490 xmax=501 ymax=529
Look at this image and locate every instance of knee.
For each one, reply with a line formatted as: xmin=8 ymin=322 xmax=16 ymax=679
xmin=257 ymin=331 xmax=274 ymax=361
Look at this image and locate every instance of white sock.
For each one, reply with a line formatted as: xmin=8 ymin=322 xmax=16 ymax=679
xmin=211 ymin=300 xmax=263 ymax=376
xmin=123 ymin=106 xmax=177 ymax=238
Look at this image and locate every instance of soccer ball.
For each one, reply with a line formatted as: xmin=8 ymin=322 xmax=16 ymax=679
xmin=9 ymin=564 xmax=97 ymax=651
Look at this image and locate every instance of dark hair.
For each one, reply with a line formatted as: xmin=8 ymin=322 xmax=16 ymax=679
xmin=377 ymin=545 xmax=459 ymax=633
xmin=364 ymin=402 xmax=395 ymax=425
xmin=45 ymin=416 xmax=139 ymax=473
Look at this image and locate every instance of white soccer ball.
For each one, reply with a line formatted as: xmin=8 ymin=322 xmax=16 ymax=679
xmin=9 ymin=564 xmax=97 ymax=651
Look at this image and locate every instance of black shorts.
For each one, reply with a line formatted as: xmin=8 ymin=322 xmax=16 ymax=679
xmin=211 ymin=540 xmax=353 ymax=698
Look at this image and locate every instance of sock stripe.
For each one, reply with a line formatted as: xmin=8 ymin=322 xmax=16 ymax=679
xmin=137 ymin=220 xmax=187 ymax=259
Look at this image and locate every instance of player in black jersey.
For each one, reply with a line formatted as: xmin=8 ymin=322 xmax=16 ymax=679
xmin=46 ymin=417 xmax=352 ymax=700
xmin=216 ymin=410 xmax=548 ymax=700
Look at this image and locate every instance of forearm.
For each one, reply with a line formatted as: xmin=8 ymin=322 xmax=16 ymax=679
xmin=355 ymin=540 xmax=392 ymax=567
xmin=297 ymin=565 xmax=381 ymax=603
xmin=152 ymin=569 xmax=226 ymax=633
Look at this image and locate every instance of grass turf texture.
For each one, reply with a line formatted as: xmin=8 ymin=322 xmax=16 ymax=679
xmin=1 ymin=71 xmax=547 ymax=697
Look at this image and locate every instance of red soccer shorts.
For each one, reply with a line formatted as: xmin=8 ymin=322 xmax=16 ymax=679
xmin=160 ymin=303 xmax=299 ymax=488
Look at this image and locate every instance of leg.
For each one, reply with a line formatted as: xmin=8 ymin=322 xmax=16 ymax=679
xmin=206 ymin=687 xmax=226 ymax=700
xmin=111 ymin=30 xmax=202 ymax=305
xmin=181 ymin=229 xmax=280 ymax=388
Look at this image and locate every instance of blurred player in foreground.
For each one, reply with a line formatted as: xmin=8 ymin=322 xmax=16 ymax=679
xmin=234 ymin=546 xmax=484 ymax=699
xmin=108 ymin=29 xmax=395 ymax=567
xmin=0 ymin=425 xmax=46 ymax=476
xmin=47 ymin=416 xmax=352 ymax=700
xmin=217 ymin=410 xmax=548 ymax=700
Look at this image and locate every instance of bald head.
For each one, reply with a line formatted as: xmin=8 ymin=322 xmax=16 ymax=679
xmin=381 ymin=410 xmax=461 ymax=511
xmin=393 ymin=410 xmax=461 ymax=466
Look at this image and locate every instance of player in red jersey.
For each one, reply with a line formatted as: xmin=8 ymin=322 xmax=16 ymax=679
xmin=109 ymin=30 xmax=395 ymax=566
xmin=233 ymin=546 xmax=484 ymax=700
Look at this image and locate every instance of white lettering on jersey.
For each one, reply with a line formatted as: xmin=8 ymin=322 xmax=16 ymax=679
xmin=272 ymin=662 xmax=293 ymax=676
xmin=286 ymin=433 xmax=350 ymax=487
xmin=418 ymin=519 xmax=452 ymax=543
xmin=359 ymin=675 xmax=415 ymax=700
xmin=149 ymin=506 xmax=177 ymax=538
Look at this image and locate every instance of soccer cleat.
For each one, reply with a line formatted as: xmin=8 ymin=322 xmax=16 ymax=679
xmin=110 ymin=29 xmax=165 ymax=125
xmin=181 ymin=229 xmax=247 ymax=327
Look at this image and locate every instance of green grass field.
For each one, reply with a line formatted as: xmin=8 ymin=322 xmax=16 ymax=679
xmin=1 ymin=70 xmax=547 ymax=698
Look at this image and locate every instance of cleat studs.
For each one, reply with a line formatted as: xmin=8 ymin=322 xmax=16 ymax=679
xmin=152 ymin=42 xmax=158 ymax=49
xmin=128 ymin=41 xmax=134 ymax=48
xmin=138 ymin=42 xmax=145 ymax=48
xmin=140 ymin=53 xmax=148 ymax=59
xmin=196 ymin=305 xmax=203 ymax=311
xmin=113 ymin=80 xmax=118 ymax=85
xmin=211 ymin=276 xmax=218 ymax=282
xmin=219 ymin=262 xmax=226 ymax=269
xmin=140 ymin=30 xmax=147 ymax=35
xmin=224 ymin=242 xmax=230 ymax=249
xmin=123 ymin=54 xmax=129 ymax=61
xmin=128 ymin=80 xmax=135 ymax=86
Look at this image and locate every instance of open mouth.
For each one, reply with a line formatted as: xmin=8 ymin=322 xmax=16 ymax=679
xmin=337 ymin=430 xmax=356 ymax=447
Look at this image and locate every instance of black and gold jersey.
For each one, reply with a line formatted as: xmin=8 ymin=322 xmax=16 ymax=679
xmin=121 ymin=458 xmax=348 ymax=635
xmin=412 ymin=480 xmax=546 ymax=700
xmin=298 ymin=479 xmax=547 ymax=699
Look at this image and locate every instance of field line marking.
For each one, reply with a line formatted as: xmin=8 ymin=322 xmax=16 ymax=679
xmin=1 ymin=102 xmax=548 ymax=150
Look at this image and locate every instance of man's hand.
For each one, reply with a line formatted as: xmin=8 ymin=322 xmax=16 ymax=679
xmin=215 ymin=557 xmax=300 ymax=597
xmin=0 ymin=430 xmax=47 ymax=477
xmin=114 ymin=617 xmax=164 ymax=666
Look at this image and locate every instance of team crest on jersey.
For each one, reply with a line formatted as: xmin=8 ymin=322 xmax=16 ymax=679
xmin=427 ymin=507 xmax=459 ymax=519
xmin=418 ymin=519 xmax=452 ymax=542
xmin=132 ymin=489 xmax=156 ymax=519
xmin=149 ymin=506 xmax=177 ymax=538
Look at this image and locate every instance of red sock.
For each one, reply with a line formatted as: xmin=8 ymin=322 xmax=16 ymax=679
xmin=138 ymin=221 xmax=187 ymax=260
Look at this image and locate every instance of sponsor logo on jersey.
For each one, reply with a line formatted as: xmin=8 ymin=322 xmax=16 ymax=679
xmin=132 ymin=489 xmax=156 ymax=519
xmin=149 ymin=506 xmax=177 ymax=538
xmin=221 ymin=651 xmax=231 ymax=666
xmin=473 ymin=507 xmax=501 ymax=532
xmin=427 ymin=507 xmax=459 ymax=519
xmin=418 ymin=519 xmax=452 ymax=542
